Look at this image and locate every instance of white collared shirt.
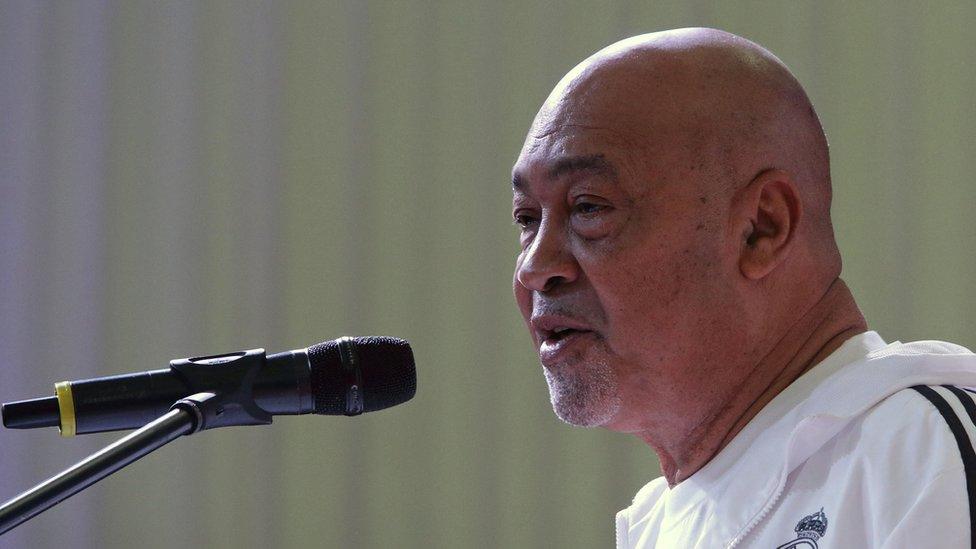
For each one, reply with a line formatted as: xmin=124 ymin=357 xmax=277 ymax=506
xmin=616 ymin=332 xmax=976 ymax=548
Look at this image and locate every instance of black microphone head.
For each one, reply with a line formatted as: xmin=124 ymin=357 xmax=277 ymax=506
xmin=307 ymin=336 xmax=416 ymax=415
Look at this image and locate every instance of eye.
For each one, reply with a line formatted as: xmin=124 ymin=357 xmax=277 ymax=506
xmin=572 ymin=195 xmax=610 ymax=216
xmin=570 ymin=196 xmax=616 ymax=239
xmin=574 ymin=202 xmax=606 ymax=215
xmin=513 ymin=210 xmax=539 ymax=229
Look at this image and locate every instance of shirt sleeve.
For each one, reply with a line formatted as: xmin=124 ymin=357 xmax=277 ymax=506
xmin=880 ymin=466 xmax=969 ymax=548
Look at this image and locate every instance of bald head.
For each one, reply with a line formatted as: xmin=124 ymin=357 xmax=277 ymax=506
xmin=524 ymin=27 xmax=839 ymax=281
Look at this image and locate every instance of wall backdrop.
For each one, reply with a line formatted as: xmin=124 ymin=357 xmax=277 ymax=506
xmin=2 ymin=2 xmax=974 ymax=548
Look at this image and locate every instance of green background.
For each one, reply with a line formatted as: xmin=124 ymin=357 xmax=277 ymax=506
xmin=1 ymin=2 xmax=974 ymax=548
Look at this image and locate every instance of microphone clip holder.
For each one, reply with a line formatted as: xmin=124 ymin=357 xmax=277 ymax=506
xmin=169 ymin=348 xmax=273 ymax=432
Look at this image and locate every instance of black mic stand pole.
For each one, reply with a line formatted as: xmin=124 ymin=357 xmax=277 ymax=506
xmin=0 ymin=392 xmax=231 ymax=535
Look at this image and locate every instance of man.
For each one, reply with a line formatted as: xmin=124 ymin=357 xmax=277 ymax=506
xmin=511 ymin=28 xmax=976 ymax=548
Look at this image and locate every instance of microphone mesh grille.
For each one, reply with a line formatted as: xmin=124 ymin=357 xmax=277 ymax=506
xmin=307 ymin=336 xmax=416 ymax=415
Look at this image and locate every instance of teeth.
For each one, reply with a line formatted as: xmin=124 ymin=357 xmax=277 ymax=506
xmin=552 ymin=327 xmax=573 ymax=335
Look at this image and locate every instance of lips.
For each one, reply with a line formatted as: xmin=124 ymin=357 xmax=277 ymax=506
xmin=539 ymin=328 xmax=594 ymax=365
xmin=542 ymin=326 xmax=586 ymax=344
xmin=531 ymin=315 xmax=596 ymax=365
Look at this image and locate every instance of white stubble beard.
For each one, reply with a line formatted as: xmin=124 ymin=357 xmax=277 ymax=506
xmin=543 ymin=353 xmax=622 ymax=427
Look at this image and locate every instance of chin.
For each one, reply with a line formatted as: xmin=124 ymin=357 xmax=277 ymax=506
xmin=543 ymin=356 xmax=622 ymax=427
xmin=552 ymin=403 xmax=619 ymax=427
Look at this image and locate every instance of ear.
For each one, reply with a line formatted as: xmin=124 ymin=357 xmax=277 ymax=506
xmin=732 ymin=169 xmax=802 ymax=280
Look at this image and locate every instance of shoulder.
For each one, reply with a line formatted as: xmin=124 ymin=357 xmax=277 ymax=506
xmin=835 ymin=337 xmax=976 ymax=475
xmin=841 ymin=383 xmax=976 ymax=483
xmin=846 ymin=385 xmax=975 ymax=544
xmin=883 ymin=339 xmax=974 ymax=356
xmin=864 ymin=384 xmax=976 ymax=440
xmin=769 ymin=384 xmax=975 ymax=546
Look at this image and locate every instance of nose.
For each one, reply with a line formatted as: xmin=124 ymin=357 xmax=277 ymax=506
xmin=515 ymin=219 xmax=580 ymax=292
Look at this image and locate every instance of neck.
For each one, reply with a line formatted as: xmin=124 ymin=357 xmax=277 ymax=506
xmin=645 ymin=278 xmax=867 ymax=487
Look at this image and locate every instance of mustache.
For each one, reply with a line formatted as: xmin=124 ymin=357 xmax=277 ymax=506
xmin=531 ymin=296 xmax=603 ymax=325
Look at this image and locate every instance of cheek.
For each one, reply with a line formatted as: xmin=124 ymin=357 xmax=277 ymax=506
xmin=581 ymin=239 xmax=721 ymax=348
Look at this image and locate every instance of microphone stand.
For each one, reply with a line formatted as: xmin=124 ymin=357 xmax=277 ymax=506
xmin=1 ymin=350 xmax=278 ymax=535
xmin=0 ymin=392 xmax=240 ymax=535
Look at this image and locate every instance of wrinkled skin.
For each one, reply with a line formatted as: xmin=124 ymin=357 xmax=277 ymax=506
xmin=512 ymin=28 xmax=867 ymax=486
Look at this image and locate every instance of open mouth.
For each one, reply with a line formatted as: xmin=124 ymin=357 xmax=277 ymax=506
xmin=538 ymin=327 xmax=594 ymax=364
xmin=545 ymin=327 xmax=587 ymax=344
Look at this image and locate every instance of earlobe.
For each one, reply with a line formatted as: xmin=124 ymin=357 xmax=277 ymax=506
xmin=735 ymin=169 xmax=802 ymax=280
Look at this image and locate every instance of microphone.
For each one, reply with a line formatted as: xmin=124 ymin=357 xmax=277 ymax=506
xmin=1 ymin=336 xmax=416 ymax=436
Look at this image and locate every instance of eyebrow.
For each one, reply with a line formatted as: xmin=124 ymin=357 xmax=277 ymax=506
xmin=512 ymin=154 xmax=617 ymax=190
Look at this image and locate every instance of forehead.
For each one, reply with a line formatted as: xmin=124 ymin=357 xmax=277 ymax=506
xmin=512 ymin=153 xmax=618 ymax=194
xmin=512 ymin=124 xmax=642 ymax=192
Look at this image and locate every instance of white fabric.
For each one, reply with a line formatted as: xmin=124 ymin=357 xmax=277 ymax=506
xmin=615 ymin=331 xmax=976 ymax=548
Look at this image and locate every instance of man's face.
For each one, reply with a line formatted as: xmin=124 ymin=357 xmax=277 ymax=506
xmin=512 ymin=108 xmax=739 ymax=432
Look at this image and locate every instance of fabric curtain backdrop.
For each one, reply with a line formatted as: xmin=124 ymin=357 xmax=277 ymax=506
xmin=2 ymin=2 xmax=974 ymax=548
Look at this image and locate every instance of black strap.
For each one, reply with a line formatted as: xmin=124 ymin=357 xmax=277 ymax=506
xmin=911 ymin=385 xmax=976 ymax=548
xmin=944 ymin=386 xmax=976 ymax=428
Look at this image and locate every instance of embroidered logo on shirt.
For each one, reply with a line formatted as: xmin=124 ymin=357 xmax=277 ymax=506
xmin=775 ymin=508 xmax=828 ymax=549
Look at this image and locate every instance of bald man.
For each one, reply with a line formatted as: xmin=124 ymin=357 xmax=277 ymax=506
xmin=512 ymin=28 xmax=976 ymax=548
